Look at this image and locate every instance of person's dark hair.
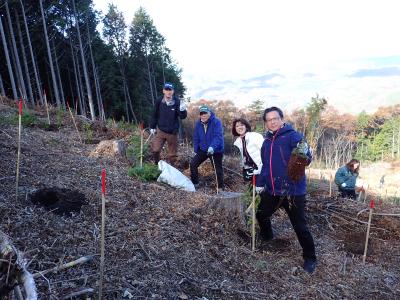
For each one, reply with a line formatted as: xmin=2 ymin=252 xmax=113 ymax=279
xmin=346 ymin=159 xmax=360 ymax=174
xmin=232 ymin=118 xmax=252 ymax=136
xmin=263 ymin=106 xmax=284 ymax=121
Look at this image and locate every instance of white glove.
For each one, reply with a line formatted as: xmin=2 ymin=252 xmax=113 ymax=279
xmin=179 ymin=102 xmax=187 ymax=111
xmin=341 ymin=182 xmax=347 ymax=187
xmin=255 ymin=187 xmax=264 ymax=194
xmin=207 ymin=147 xmax=214 ymax=155
xmin=150 ymin=128 xmax=156 ymax=135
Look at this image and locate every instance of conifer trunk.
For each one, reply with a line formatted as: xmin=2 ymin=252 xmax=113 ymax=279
xmin=86 ymin=22 xmax=105 ymax=120
xmin=5 ymin=2 xmax=27 ymax=101
xmin=0 ymin=16 xmax=18 ymax=100
xmin=40 ymin=0 xmax=61 ymax=107
xmin=0 ymin=73 xmax=5 ymax=96
xmin=72 ymin=0 xmax=95 ymax=120
xmin=15 ymin=10 xmax=34 ymax=105
xmin=20 ymin=0 xmax=43 ymax=105
xmin=53 ymin=40 xmax=66 ymax=109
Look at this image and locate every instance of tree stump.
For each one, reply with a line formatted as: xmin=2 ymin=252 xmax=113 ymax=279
xmin=89 ymin=139 xmax=127 ymax=158
xmin=205 ymin=191 xmax=246 ymax=224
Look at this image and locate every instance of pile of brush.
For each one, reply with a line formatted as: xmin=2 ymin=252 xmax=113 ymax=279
xmin=0 ymin=231 xmax=37 ymax=300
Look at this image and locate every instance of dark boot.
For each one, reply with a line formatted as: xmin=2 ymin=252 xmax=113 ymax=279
xmin=153 ymin=152 xmax=160 ymax=165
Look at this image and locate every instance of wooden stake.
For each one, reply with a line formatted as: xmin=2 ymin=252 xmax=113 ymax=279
xmin=251 ymin=175 xmax=256 ymax=252
xmin=329 ymin=173 xmax=332 ymax=197
xmin=67 ymin=102 xmax=82 ymax=143
xmin=357 ymin=190 xmax=363 ymax=202
xmin=210 ymin=155 xmax=219 ymax=194
xmin=99 ymin=169 xmax=106 ymax=300
xmin=15 ymin=100 xmax=22 ymax=200
xmin=139 ymin=122 xmax=143 ymax=168
xmin=363 ymin=188 xmax=368 ymax=203
xmin=43 ymin=90 xmax=50 ymax=125
xmin=362 ymin=199 xmax=374 ymax=264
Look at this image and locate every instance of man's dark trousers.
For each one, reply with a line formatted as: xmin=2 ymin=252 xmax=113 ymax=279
xmin=190 ymin=150 xmax=224 ymax=189
xmin=256 ymin=192 xmax=316 ymax=261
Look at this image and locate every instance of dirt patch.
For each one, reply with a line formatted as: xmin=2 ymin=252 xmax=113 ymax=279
xmin=29 ymin=187 xmax=87 ymax=216
xmin=342 ymin=231 xmax=374 ymax=255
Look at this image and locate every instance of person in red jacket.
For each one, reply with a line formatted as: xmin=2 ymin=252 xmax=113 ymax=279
xmin=256 ymin=106 xmax=316 ymax=274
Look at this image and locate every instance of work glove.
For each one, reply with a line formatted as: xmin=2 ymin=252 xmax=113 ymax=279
xmin=296 ymin=140 xmax=309 ymax=156
xmin=150 ymin=128 xmax=156 ymax=135
xmin=287 ymin=139 xmax=310 ymax=182
xmin=179 ymin=102 xmax=187 ymax=111
xmin=255 ymin=186 xmax=264 ymax=194
xmin=207 ymin=147 xmax=214 ymax=155
xmin=341 ymin=182 xmax=347 ymax=188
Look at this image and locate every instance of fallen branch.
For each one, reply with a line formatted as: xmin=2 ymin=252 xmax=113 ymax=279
xmin=0 ymin=231 xmax=37 ymax=300
xmin=62 ymin=288 xmax=94 ymax=299
xmin=33 ymin=256 xmax=93 ymax=279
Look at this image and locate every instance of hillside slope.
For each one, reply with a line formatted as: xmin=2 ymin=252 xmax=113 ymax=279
xmin=0 ymin=103 xmax=399 ymax=299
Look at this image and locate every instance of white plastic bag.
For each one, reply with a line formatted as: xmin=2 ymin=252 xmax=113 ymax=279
xmin=157 ymin=160 xmax=196 ymax=192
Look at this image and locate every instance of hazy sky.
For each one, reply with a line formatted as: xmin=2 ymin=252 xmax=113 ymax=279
xmin=93 ymin=0 xmax=400 ymax=113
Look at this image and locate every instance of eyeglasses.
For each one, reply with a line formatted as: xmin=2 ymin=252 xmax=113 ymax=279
xmin=265 ymin=117 xmax=281 ymax=123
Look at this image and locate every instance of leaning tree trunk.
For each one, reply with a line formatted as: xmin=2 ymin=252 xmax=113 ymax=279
xmin=0 ymin=72 xmax=5 ymax=96
xmin=0 ymin=16 xmax=18 ymax=100
xmin=151 ymin=63 xmax=158 ymax=99
xmin=71 ymin=0 xmax=95 ymax=121
xmin=15 ymin=10 xmax=34 ymax=105
xmin=75 ymin=48 xmax=87 ymax=116
xmin=69 ymin=32 xmax=84 ymax=115
xmin=124 ymin=78 xmax=138 ymax=124
xmin=145 ymin=55 xmax=155 ymax=106
xmin=39 ymin=0 xmax=61 ymax=107
xmin=20 ymin=0 xmax=43 ymax=105
xmin=5 ymin=2 xmax=27 ymax=102
xmin=86 ymin=22 xmax=105 ymax=121
xmin=93 ymin=65 xmax=105 ymax=121
xmin=122 ymin=79 xmax=130 ymax=123
xmin=53 ymin=40 xmax=66 ymax=109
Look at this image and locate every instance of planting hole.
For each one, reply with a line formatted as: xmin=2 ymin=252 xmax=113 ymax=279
xmin=29 ymin=187 xmax=87 ymax=216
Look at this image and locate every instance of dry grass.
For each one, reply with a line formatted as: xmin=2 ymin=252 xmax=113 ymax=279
xmin=308 ymin=162 xmax=400 ymax=203
xmin=0 ymin=102 xmax=399 ymax=299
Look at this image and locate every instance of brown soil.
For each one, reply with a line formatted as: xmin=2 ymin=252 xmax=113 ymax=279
xmin=0 ymin=102 xmax=399 ymax=299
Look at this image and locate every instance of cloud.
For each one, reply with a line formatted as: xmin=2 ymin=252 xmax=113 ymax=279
xmin=239 ymin=84 xmax=280 ymax=92
xmin=350 ymin=67 xmax=400 ymax=77
xmin=242 ymin=73 xmax=284 ymax=84
xmin=303 ymin=73 xmax=316 ymax=78
xmin=195 ymin=86 xmax=225 ymax=98
xmin=217 ymin=80 xmax=235 ymax=85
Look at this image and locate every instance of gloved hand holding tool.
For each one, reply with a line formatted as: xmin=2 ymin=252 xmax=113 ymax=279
xmin=287 ymin=139 xmax=311 ymax=182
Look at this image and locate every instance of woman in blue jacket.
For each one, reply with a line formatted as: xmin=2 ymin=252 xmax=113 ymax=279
xmin=256 ymin=106 xmax=316 ymax=274
xmin=190 ymin=105 xmax=224 ymax=189
xmin=334 ymin=159 xmax=360 ymax=199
